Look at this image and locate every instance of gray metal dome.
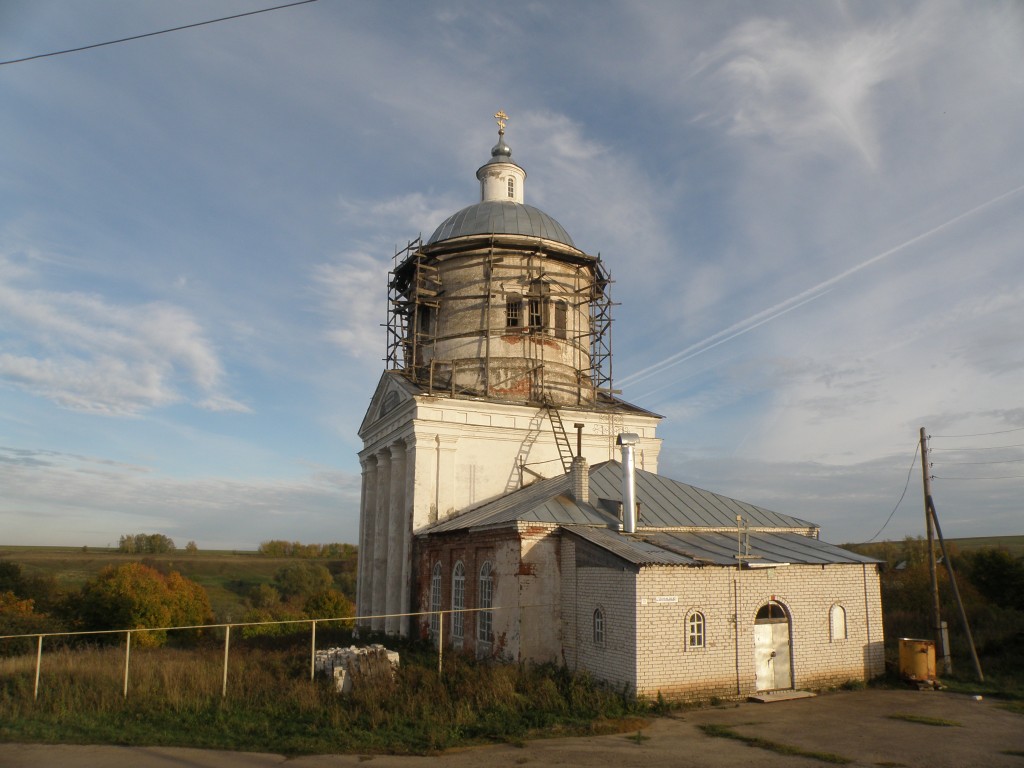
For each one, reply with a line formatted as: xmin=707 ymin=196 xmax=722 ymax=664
xmin=426 ymin=201 xmax=576 ymax=247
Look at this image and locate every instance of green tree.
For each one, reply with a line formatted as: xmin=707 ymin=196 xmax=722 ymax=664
xmin=76 ymin=562 xmax=211 ymax=646
xmin=273 ymin=562 xmax=333 ymax=601
xmin=303 ymin=589 xmax=355 ymax=620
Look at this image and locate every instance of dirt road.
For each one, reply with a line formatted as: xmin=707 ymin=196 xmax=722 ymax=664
xmin=1 ymin=689 xmax=1021 ymax=767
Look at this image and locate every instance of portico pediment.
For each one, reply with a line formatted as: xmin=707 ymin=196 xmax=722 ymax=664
xmin=358 ymin=371 xmax=420 ymax=437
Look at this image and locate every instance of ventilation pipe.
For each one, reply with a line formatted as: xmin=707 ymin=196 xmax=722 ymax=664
xmin=617 ymin=433 xmax=640 ymax=533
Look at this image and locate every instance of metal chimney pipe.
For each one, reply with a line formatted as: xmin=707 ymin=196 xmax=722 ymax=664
xmin=617 ymin=433 xmax=640 ymax=533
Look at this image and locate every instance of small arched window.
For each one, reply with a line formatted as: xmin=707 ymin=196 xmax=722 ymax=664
xmin=429 ymin=562 xmax=442 ymax=637
xmin=593 ymin=608 xmax=605 ymax=646
xmin=507 ymin=176 xmax=515 ymax=198
xmin=478 ymin=561 xmax=494 ymax=643
xmin=830 ymin=604 xmax=847 ymax=641
xmin=452 ymin=561 xmax=466 ymax=639
xmin=687 ymin=611 xmax=705 ymax=649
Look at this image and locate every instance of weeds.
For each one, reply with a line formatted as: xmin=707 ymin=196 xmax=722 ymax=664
xmin=0 ymin=639 xmax=648 ymax=755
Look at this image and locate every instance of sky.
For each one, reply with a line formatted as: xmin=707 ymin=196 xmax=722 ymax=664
xmin=2 ymin=0 xmax=1022 ymax=550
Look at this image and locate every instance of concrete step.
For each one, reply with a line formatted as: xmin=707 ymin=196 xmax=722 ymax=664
xmin=748 ymin=690 xmax=817 ymax=703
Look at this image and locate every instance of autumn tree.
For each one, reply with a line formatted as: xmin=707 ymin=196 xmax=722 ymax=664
xmin=76 ymin=562 xmax=211 ymax=646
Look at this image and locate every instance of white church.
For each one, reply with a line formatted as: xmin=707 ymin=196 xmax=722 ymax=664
xmin=355 ymin=114 xmax=884 ymax=700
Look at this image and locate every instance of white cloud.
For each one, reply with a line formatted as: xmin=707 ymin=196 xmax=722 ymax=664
xmin=694 ymin=13 xmax=935 ymax=169
xmin=311 ymin=251 xmax=390 ymax=361
xmin=0 ymin=446 xmax=361 ymax=548
xmin=0 ymin=255 xmax=246 ymax=415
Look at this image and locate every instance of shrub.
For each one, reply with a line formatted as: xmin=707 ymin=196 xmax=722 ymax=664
xmin=75 ymin=563 xmax=211 ymax=646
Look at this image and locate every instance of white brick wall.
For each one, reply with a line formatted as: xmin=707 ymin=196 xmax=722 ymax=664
xmin=562 ymin=553 xmax=884 ymax=701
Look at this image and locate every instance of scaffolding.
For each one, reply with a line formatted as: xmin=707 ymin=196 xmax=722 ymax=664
xmin=384 ymin=237 xmax=614 ymax=400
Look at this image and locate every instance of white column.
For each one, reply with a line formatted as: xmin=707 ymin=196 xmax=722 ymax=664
xmin=371 ymin=447 xmax=391 ymax=632
xmin=356 ymin=455 xmax=377 ymax=627
xmin=384 ymin=440 xmax=407 ymax=635
xmin=398 ymin=433 xmax=425 ymax=637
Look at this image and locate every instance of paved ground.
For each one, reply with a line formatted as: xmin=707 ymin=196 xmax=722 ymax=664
xmin=1 ymin=689 xmax=1022 ymax=768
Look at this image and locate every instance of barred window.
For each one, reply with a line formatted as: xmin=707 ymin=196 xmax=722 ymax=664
xmin=687 ymin=611 xmax=705 ymax=649
xmin=506 ymin=297 xmax=521 ymax=327
xmin=478 ymin=561 xmax=494 ymax=643
xmin=429 ymin=562 xmax=442 ymax=637
xmin=507 ymin=176 xmax=515 ymax=198
xmin=593 ymin=608 xmax=605 ymax=646
xmin=452 ymin=561 xmax=466 ymax=639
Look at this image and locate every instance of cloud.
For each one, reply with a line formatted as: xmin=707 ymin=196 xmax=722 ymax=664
xmin=0 ymin=446 xmax=361 ymax=549
xmin=0 ymin=255 xmax=246 ymax=415
xmin=695 ymin=14 xmax=930 ymax=169
xmin=311 ymin=251 xmax=390 ymax=361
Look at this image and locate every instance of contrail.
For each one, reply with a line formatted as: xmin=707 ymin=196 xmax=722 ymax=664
xmin=619 ymin=182 xmax=1024 ymax=390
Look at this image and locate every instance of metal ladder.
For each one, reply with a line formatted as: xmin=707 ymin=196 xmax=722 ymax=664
xmin=546 ymin=405 xmax=574 ymax=474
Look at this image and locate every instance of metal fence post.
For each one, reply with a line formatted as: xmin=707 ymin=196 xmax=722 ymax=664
xmin=222 ymin=625 xmax=231 ymax=698
xmin=437 ymin=610 xmax=444 ymax=677
xmin=123 ymin=630 xmax=132 ymax=698
xmin=310 ymin=620 xmax=317 ymax=681
xmin=33 ymin=634 xmax=42 ymax=700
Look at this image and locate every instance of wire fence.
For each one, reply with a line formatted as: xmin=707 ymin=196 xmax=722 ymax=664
xmin=0 ymin=607 xmax=493 ymax=701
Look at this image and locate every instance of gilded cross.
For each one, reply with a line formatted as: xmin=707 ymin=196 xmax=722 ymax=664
xmin=494 ymin=110 xmax=508 ymax=134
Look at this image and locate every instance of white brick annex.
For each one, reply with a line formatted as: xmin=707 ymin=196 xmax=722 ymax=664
xmin=355 ymin=115 xmax=885 ymax=700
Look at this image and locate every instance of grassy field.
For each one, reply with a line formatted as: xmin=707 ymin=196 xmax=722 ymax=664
xmin=945 ymin=535 xmax=1024 ymax=558
xmin=0 ymin=635 xmax=648 ymax=755
xmin=0 ymin=546 xmax=355 ymax=622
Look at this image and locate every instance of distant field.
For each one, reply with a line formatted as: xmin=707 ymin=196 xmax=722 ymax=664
xmin=944 ymin=535 xmax=1024 ymax=558
xmin=0 ymin=546 xmax=356 ymax=622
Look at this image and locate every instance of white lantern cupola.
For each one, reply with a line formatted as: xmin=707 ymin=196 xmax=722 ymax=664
xmin=476 ymin=110 xmax=526 ymax=204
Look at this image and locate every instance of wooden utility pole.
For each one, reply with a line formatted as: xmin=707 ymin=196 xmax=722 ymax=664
xmin=919 ymin=427 xmax=948 ymax=672
xmin=919 ymin=426 xmax=984 ymax=682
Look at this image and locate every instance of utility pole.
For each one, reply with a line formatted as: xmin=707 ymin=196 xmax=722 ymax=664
xmin=920 ymin=427 xmax=950 ymax=674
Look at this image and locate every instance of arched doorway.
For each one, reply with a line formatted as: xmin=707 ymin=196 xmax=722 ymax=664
xmin=754 ymin=600 xmax=793 ymax=692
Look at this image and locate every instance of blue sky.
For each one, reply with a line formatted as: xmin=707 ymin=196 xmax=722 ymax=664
xmin=2 ymin=0 xmax=1022 ymax=549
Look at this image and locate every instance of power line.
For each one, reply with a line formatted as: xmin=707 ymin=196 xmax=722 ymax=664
xmin=0 ymin=0 xmax=320 ymax=67
xmin=865 ymin=442 xmax=919 ymax=543
xmin=929 ymin=442 xmax=1024 ymax=451
xmin=932 ymin=457 xmax=1024 ymax=466
xmin=933 ymin=473 xmax=1024 ymax=481
xmin=930 ymin=425 xmax=1024 ymax=439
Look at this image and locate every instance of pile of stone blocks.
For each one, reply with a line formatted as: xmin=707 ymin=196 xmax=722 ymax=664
xmin=314 ymin=644 xmax=400 ymax=694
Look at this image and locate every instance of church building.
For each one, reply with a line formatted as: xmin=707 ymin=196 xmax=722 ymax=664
xmin=356 ymin=114 xmax=884 ymax=700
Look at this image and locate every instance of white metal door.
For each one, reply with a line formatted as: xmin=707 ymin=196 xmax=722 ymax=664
xmin=754 ymin=620 xmax=792 ymax=691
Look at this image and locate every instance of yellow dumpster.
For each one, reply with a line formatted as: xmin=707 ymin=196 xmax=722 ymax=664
xmin=898 ymin=638 xmax=936 ymax=680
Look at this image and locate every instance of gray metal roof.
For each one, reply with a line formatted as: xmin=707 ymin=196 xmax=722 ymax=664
xmin=423 ymin=472 xmax=618 ymax=534
xmin=565 ymin=526 xmax=879 ymax=567
xmin=426 ymin=201 xmax=576 ymax=247
xmin=588 ymin=461 xmax=816 ymax=530
xmin=422 ymin=460 xmax=816 ymax=536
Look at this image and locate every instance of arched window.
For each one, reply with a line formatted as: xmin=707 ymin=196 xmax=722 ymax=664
xmin=429 ymin=562 xmax=442 ymax=637
xmin=507 ymin=176 xmax=515 ymax=198
xmin=477 ymin=561 xmax=494 ymax=643
xmin=687 ymin=611 xmax=705 ymax=649
xmin=452 ymin=561 xmax=466 ymax=639
xmin=593 ymin=608 xmax=605 ymax=646
xmin=830 ymin=604 xmax=847 ymax=641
